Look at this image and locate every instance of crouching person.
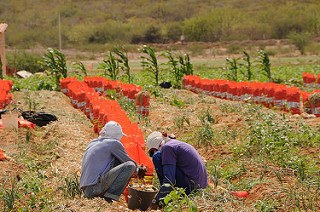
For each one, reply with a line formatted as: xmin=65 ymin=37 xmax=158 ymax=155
xmin=147 ymin=131 xmax=208 ymax=208
xmin=80 ymin=121 xmax=146 ymax=202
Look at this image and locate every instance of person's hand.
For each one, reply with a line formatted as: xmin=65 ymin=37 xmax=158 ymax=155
xmin=137 ymin=165 xmax=147 ymax=179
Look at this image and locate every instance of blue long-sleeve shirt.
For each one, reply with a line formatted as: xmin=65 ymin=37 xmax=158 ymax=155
xmin=80 ymin=137 xmax=136 ymax=188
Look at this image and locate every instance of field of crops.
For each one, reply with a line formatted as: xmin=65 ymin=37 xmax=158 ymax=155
xmin=0 ymin=44 xmax=320 ymax=211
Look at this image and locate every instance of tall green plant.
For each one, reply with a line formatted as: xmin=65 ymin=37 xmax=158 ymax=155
xmin=73 ymin=61 xmax=88 ymax=76
xmin=99 ymin=51 xmax=119 ymax=80
xmin=165 ymin=51 xmax=183 ymax=88
xmin=42 ymin=48 xmax=68 ymax=90
xmin=226 ymin=57 xmax=239 ymax=81
xmin=140 ymin=45 xmax=161 ymax=86
xmin=258 ymin=50 xmax=272 ymax=82
xmin=113 ymin=47 xmax=132 ymax=83
xmin=241 ymin=51 xmax=252 ymax=81
xmin=179 ymin=54 xmax=193 ymax=76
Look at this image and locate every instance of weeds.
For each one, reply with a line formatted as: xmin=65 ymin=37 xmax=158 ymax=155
xmin=163 ymin=186 xmax=198 ymax=212
xmin=60 ymin=174 xmax=82 ymax=199
xmin=173 ymin=114 xmax=190 ymax=131
xmin=1 ymin=177 xmax=18 ymax=211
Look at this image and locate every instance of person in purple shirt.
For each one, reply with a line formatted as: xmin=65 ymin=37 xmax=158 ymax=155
xmin=146 ymin=131 xmax=208 ymax=208
xmin=80 ymin=121 xmax=146 ymax=202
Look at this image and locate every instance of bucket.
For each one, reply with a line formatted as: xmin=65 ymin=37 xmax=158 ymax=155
xmin=127 ymin=185 xmax=158 ymax=211
xmin=2 ymin=113 xmax=18 ymax=129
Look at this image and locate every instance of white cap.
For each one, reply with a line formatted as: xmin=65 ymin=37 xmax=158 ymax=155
xmin=99 ymin=121 xmax=127 ymax=140
xmin=146 ymin=131 xmax=166 ymax=151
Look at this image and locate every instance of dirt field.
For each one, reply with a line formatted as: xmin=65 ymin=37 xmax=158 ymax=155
xmin=0 ymin=85 xmax=319 ymax=210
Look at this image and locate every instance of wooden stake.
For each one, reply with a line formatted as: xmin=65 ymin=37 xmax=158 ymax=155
xmin=0 ymin=23 xmax=8 ymax=77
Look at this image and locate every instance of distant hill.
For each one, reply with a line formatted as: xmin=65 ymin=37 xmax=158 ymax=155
xmin=1 ymin=0 xmax=320 ymax=50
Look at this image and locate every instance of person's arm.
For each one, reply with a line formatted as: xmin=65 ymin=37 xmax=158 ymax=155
xmin=111 ymin=140 xmax=137 ymax=165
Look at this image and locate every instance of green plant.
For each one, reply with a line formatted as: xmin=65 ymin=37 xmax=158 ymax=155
xmin=1 ymin=177 xmax=18 ymax=211
xmin=165 ymin=51 xmax=183 ymax=88
xmin=113 ymin=47 xmax=132 ymax=83
xmin=197 ymin=122 xmax=214 ymax=147
xmin=225 ymin=57 xmax=239 ymax=81
xmin=42 ymin=48 xmax=68 ymax=91
xmin=7 ymin=51 xmax=44 ymax=73
xmin=99 ymin=51 xmax=119 ymax=80
xmin=140 ymin=45 xmax=162 ymax=86
xmin=258 ymin=50 xmax=272 ymax=82
xmin=73 ymin=61 xmax=88 ymax=76
xmin=170 ymin=95 xmax=185 ymax=108
xmin=173 ymin=114 xmax=190 ymax=130
xmin=179 ymin=53 xmax=193 ymax=76
xmin=24 ymin=92 xmax=39 ymax=110
xmin=199 ymin=108 xmax=215 ymax=124
xmin=241 ymin=51 xmax=253 ymax=81
xmin=163 ymin=186 xmax=198 ymax=212
xmin=60 ymin=174 xmax=82 ymax=199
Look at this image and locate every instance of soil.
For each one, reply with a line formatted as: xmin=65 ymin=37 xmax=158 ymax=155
xmin=0 ymin=86 xmax=319 ymax=211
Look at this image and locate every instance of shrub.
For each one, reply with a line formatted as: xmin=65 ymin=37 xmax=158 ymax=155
xmin=7 ymin=51 xmax=44 ymax=73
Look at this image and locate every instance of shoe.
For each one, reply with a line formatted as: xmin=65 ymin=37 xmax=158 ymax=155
xmin=103 ymin=197 xmax=113 ymax=203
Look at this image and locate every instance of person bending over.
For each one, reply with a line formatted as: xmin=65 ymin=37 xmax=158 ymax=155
xmin=147 ymin=131 xmax=208 ymax=207
xmin=80 ymin=121 xmax=146 ymax=202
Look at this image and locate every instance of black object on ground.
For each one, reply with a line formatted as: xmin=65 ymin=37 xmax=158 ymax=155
xmin=21 ymin=111 xmax=58 ymax=127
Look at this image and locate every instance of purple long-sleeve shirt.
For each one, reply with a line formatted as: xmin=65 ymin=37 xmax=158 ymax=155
xmin=80 ymin=137 xmax=136 ymax=188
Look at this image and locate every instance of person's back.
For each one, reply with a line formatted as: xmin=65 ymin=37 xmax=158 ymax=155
xmin=80 ymin=138 xmax=123 ymax=188
xmin=161 ymin=139 xmax=208 ymax=189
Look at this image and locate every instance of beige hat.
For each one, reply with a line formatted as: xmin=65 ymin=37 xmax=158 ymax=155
xmin=146 ymin=131 xmax=166 ymax=151
xmin=99 ymin=121 xmax=127 ymax=140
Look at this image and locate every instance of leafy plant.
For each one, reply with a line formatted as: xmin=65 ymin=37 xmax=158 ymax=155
xmin=225 ymin=57 xmax=239 ymax=81
xmin=7 ymin=51 xmax=44 ymax=73
xmin=73 ymin=61 xmax=88 ymax=76
xmin=179 ymin=53 xmax=193 ymax=76
xmin=1 ymin=177 xmax=18 ymax=211
xmin=140 ymin=45 xmax=162 ymax=86
xmin=241 ymin=51 xmax=253 ymax=81
xmin=165 ymin=51 xmax=183 ymax=88
xmin=113 ymin=47 xmax=132 ymax=83
xmin=173 ymin=114 xmax=190 ymax=130
xmin=99 ymin=51 xmax=119 ymax=80
xmin=60 ymin=174 xmax=82 ymax=199
xmin=42 ymin=48 xmax=68 ymax=91
xmin=170 ymin=94 xmax=185 ymax=108
xmin=258 ymin=50 xmax=272 ymax=82
xmin=197 ymin=122 xmax=214 ymax=147
xmin=163 ymin=186 xmax=198 ymax=212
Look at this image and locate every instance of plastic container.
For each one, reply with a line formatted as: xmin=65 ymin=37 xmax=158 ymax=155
xmin=127 ymin=185 xmax=158 ymax=211
xmin=2 ymin=113 xmax=18 ymax=129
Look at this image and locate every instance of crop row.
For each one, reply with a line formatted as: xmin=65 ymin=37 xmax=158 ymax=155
xmin=60 ymin=77 xmax=153 ymax=176
xmin=183 ymin=75 xmax=320 ymax=117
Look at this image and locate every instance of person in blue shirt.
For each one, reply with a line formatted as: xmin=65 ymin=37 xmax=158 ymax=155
xmin=80 ymin=121 xmax=146 ymax=202
xmin=146 ymin=131 xmax=208 ymax=207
